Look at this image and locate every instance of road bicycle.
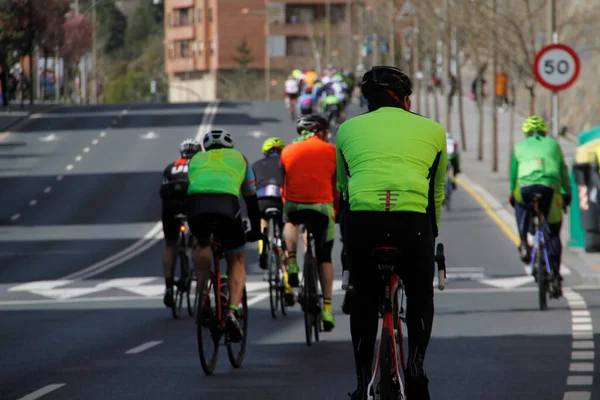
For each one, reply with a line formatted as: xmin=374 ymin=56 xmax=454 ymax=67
xmin=342 ymin=243 xmax=447 ymax=399
xmin=527 ymin=194 xmax=562 ymax=310
xmin=297 ymin=217 xmax=323 ymax=346
xmin=263 ymin=207 xmax=288 ymax=319
xmin=170 ymin=213 xmax=197 ymax=320
xmin=196 ymin=239 xmax=248 ymax=375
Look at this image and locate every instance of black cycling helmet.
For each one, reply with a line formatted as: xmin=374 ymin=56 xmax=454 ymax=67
xmin=296 ymin=114 xmax=329 ymax=135
xmin=361 ymin=65 xmax=412 ymax=102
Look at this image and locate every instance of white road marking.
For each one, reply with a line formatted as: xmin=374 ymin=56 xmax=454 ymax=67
xmin=9 ymin=280 xmax=73 ymax=292
xmin=125 ymin=340 xmax=163 ymax=355
xmin=479 ymin=276 xmax=533 ymax=289
xmin=29 ymin=199 xmax=37 ymax=206
xmin=96 ymin=277 xmax=158 ymax=288
xmin=563 ymin=288 xmax=595 ymax=399
xmin=44 ymin=186 xmax=52 ymax=194
xmin=56 ymin=175 xmax=63 ymax=181
xmin=75 ymin=155 xmax=82 ymax=162
xmin=83 ymin=146 xmax=90 ymax=153
xmin=567 ymin=376 xmax=594 ymax=386
xmin=10 ymin=213 xmax=20 ymax=221
xmin=17 ymin=383 xmax=66 ymax=400
xmin=99 ymin=131 xmax=106 ymax=137
xmin=92 ymin=139 xmax=99 ymax=145
xmin=65 ymin=164 xmax=73 ymax=171
xmin=247 ymin=292 xmax=269 ymax=306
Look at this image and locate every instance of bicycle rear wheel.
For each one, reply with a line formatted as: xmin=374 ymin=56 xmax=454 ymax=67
xmin=196 ymin=272 xmax=220 ymax=375
xmin=171 ymin=251 xmax=186 ymax=320
xmin=379 ymin=328 xmax=394 ymax=400
xmin=537 ymin=241 xmax=548 ymax=311
xmin=267 ymin=219 xmax=280 ymax=319
xmin=303 ymin=254 xmax=315 ymax=346
xmin=227 ymin=286 xmax=248 ymax=368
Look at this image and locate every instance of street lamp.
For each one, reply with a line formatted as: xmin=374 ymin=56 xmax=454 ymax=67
xmin=241 ymin=7 xmax=270 ymax=101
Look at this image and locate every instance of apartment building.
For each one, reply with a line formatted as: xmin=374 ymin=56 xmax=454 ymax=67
xmin=164 ymin=0 xmax=353 ymax=102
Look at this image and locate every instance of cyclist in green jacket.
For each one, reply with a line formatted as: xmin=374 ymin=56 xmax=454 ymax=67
xmin=338 ymin=66 xmax=446 ymax=400
xmin=509 ymin=115 xmax=571 ymax=292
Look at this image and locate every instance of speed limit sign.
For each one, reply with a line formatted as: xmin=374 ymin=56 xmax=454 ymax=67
xmin=533 ymin=43 xmax=581 ymax=92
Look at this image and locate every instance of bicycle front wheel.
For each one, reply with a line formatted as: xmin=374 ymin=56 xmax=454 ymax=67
xmin=379 ymin=328 xmax=394 ymax=400
xmin=267 ymin=219 xmax=280 ymax=319
xmin=196 ymin=272 xmax=220 ymax=375
xmin=303 ymin=255 xmax=315 ymax=346
xmin=171 ymin=251 xmax=186 ymax=320
xmin=227 ymin=286 xmax=248 ymax=368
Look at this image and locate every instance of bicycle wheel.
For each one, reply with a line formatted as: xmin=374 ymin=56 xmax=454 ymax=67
xmin=537 ymin=239 xmax=548 ymax=311
xmin=303 ymin=254 xmax=315 ymax=346
xmin=379 ymin=328 xmax=394 ymax=400
xmin=393 ymin=286 xmax=407 ymax=374
xmin=187 ymin=270 xmax=198 ymax=317
xmin=171 ymin=251 xmax=186 ymax=320
xmin=227 ymin=286 xmax=248 ymax=368
xmin=267 ymin=219 xmax=279 ymax=319
xmin=196 ymin=272 xmax=220 ymax=375
xmin=278 ymin=249 xmax=288 ymax=316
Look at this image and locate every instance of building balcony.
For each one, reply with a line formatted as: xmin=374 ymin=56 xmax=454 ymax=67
xmin=167 ymin=57 xmax=196 ymax=74
xmin=270 ymin=23 xmax=312 ymax=37
xmin=166 ymin=25 xmax=195 ymax=41
xmin=168 ymin=0 xmax=194 ymax=9
xmin=275 ymin=0 xmax=347 ymax=4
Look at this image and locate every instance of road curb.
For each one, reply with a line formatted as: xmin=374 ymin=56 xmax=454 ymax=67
xmin=0 ymin=104 xmax=62 ymax=137
xmin=457 ymin=173 xmax=600 ymax=286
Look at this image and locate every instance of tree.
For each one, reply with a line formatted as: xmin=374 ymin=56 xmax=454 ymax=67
xmin=96 ymin=2 xmax=127 ymax=56
xmin=219 ymin=39 xmax=259 ymax=100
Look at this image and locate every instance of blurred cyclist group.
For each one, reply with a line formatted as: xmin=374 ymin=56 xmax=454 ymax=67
xmin=283 ymin=64 xmax=360 ymax=127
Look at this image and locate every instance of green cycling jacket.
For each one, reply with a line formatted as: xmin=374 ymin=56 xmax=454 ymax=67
xmin=510 ymin=134 xmax=571 ymax=196
xmin=336 ymin=107 xmax=447 ymax=229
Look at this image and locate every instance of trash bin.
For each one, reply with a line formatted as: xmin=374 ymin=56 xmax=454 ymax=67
xmin=573 ymin=140 xmax=600 ymax=252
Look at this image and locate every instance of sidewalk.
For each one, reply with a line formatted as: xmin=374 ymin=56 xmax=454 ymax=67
xmin=420 ymin=91 xmax=600 ymax=284
xmin=0 ymin=101 xmax=61 ymax=133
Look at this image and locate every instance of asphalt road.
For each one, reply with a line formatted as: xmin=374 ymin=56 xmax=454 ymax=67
xmin=1 ymin=101 xmax=599 ymax=400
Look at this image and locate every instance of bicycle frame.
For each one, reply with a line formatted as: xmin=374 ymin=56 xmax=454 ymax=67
xmin=367 ymin=272 xmax=403 ymax=398
xmin=528 ymin=198 xmax=552 ymax=277
xmin=212 ymin=241 xmax=226 ymax=330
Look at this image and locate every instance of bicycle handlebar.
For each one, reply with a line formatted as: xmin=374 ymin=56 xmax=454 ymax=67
xmin=341 ymin=242 xmax=448 ymax=291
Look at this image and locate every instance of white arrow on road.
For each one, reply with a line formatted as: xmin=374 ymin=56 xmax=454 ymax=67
xmin=479 ymin=276 xmax=534 ymax=289
xmin=140 ymin=131 xmax=159 ymax=140
xmin=248 ymin=131 xmax=265 ymax=138
xmin=39 ymin=133 xmax=59 ymax=142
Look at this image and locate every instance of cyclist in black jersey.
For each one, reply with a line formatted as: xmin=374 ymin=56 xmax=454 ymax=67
xmin=159 ymin=139 xmax=202 ymax=308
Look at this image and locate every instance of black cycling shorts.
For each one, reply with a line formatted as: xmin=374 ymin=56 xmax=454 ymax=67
xmin=185 ymin=194 xmax=246 ymax=253
xmin=258 ymin=197 xmax=283 ymax=219
xmin=300 ymin=107 xmax=313 ymax=116
xmin=161 ymin=201 xmax=185 ymax=241
xmin=344 ymin=211 xmax=434 ymax=299
xmin=286 ymin=208 xmax=333 ymax=264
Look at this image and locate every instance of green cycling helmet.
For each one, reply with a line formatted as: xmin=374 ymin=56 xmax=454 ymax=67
xmin=262 ymin=137 xmax=285 ymax=154
xmin=522 ymin=115 xmax=547 ymax=135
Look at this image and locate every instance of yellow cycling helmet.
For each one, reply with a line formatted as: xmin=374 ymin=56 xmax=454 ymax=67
xmin=522 ymin=115 xmax=547 ymax=135
xmin=262 ymin=137 xmax=285 ymax=154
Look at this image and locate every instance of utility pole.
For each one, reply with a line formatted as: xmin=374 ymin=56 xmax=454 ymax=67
xmin=548 ymin=0 xmax=558 ymax=138
xmin=346 ymin=0 xmax=352 ymax=70
xmin=491 ymin=0 xmax=498 ymax=172
xmin=413 ymin=14 xmax=421 ymax=114
xmin=325 ymin=0 xmax=331 ymax=66
xmin=444 ymin=0 xmax=451 ymax=130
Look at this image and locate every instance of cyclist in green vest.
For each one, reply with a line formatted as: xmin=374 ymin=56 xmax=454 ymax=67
xmin=186 ymin=129 xmax=263 ymax=343
xmin=509 ymin=115 xmax=571 ymax=296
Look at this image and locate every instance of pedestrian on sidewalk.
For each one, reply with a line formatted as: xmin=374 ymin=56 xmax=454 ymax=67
xmin=447 ymin=73 xmax=457 ymax=112
xmin=495 ymin=69 xmax=509 ymax=112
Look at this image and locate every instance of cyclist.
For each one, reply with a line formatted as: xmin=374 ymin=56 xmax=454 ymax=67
xmin=186 ymin=129 xmax=263 ymax=343
xmin=297 ymin=88 xmax=314 ymax=116
xmin=284 ymin=75 xmax=301 ymax=113
xmin=280 ymin=114 xmax=339 ymax=331
xmin=293 ymin=116 xmax=314 ymax=143
xmin=509 ymin=115 xmax=571 ymax=287
xmin=322 ymin=90 xmax=343 ymax=125
xmin=337 ymin=66 xmax=446 ymax=400
xmin=159 ymin=139 xmax=202 ymax=308
xmin=446 ymin=132 xmax=461 ymax=188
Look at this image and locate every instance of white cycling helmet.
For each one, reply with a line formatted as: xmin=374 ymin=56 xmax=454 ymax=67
xmin=180 ymin=138 xmax=202 ymax=158
xmin=203 ymin=129 xmax=234 ymax=150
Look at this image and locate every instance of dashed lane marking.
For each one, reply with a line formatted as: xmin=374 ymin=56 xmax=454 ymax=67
xmin=125 ymin=340 xmax=163 ymax=355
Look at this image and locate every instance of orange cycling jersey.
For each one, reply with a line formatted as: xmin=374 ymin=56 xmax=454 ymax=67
xmin=280 ymin=136 xmax=339 ymax=208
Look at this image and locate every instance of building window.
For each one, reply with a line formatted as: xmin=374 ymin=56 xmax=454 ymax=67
xmin=197 ymin=9 xmax=203 ymax=23
xmin=286 ymin=5 xmax=314 ymax=23
xmin=175 ymin=40 xmax=193 ymax=57
xmin=172 ymin=7 xmax=194 ymax=26
xmin=287 ymin=37 xmax=311 ymax=57
xmin=207 ymin=7 xmax=213 ymax=22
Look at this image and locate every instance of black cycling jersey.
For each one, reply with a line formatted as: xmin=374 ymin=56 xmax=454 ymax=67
xmin=252 ymin=154 xmax=284 ymax=191
xmin=160 ymin=157 xmax=190 ymax=206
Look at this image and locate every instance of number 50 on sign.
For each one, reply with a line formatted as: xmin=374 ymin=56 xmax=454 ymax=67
xmin=533 ymin=43 xmax=581 ymax=92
